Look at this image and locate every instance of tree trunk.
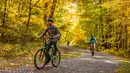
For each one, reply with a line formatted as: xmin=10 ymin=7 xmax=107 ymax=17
xmin=25 ymin=0 xmax=32 ymax=33
xmin=116 ymin=24 xmax=123 ymax=50
xmin=21 ymin=0 xmax=32 ymax=46
xmin=25 ymin=0 xmax=40 ymax=33
xmin=18 ymin=1 xmax=21 ymax=11
xmin=2 ymin=0 xmax=7 ymax=28
xmin=1 ymin=0 xmax=7 ymax=43
xmin=124 ymin=24 xmax=128 ymax=50
xmin=22 ymin=0 xmax=40 ymax=46
xmin=99 ymin=0 xmax=103 ymax=49
xmin=49 ymin=0 xmax=57 ymax=18
xmin=43 ymin=3 xmax=48 ymax=25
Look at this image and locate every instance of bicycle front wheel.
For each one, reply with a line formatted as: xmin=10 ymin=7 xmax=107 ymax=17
xmin=34 ymin=49 xmax=46 ymax=69
xmin=51 ymin=50 xmax=61 ymax=67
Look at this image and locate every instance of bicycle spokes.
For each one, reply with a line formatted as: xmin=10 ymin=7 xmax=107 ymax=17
xmin=51 ymin=50 xmax=61 ymax=67
xmin=34 ymin=49 xmax=46 ymax=69
xmin=39 ymin=51 xmax=44 ymax=60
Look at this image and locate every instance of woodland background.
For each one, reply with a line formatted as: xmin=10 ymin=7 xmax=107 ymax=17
xmin=0 ymin=0 xmax=130 ymax=58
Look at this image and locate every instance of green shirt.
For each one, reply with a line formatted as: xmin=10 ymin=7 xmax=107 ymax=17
xmin=89 ymin=37 xmax=96 ymax=43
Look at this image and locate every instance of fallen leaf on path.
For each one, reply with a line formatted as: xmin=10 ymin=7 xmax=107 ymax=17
xmin=10 ymin=63 xmax=15 ymax=65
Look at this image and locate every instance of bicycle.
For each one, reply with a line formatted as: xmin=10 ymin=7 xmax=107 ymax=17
xmin=34 ymin=37 xmax=61 ymax=70
xmin=90 ymin=43 xmax=95 ymax=57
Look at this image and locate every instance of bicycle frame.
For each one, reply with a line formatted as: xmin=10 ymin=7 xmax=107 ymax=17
xmin=42 ymin=38 xmax=55 ymax=59
xmin=90 ymin=43 xmax=94 ymax=49
xmin=42 ymin=41 xmax=48 ymax=52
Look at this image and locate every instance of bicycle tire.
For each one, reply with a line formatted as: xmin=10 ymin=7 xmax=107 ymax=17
xmin=34 ymin=49 xmax=46 ymax=69
xmin=51 ymin=50 xmax=61 ymax=67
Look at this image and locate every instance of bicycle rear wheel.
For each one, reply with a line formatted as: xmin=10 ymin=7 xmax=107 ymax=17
xmin=34 ymin=49 xmax=46 ymax=69
xmin=51 ymin=49 xmax=61 ymax=67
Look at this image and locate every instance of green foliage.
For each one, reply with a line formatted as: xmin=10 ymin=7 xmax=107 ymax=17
xmin=102 ymin=48 xmax=130 ymax=58
xmin=61 ymin=51 xmax=84 ymax=59
xmin=0 ymin=1 xmax=130 ymax=72
xmin=117 ymin=61 xmax=130 ymax=73
xmin=0 ymin=42 xmax=40 ymax=58
xmin=0 ymin=0 xmax=130 ymax=60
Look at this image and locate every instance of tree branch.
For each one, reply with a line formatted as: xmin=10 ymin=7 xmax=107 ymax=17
xmin=31 ymin=0 xmax=40 ymax=8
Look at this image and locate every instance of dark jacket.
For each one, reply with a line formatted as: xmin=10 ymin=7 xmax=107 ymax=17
xmin=39 ymin=25 xmax=61 ymax=40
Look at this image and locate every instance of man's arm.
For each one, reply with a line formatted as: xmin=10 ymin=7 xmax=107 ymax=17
xmin=88 ymin=38 xmax=91 ymax=44
xmin=95 ymin=37 xmax=98 ymax=44
xmin=39 ymin=28 xmax=48 ymax=38
xmin=54 ymin=27 xmax=61 ymax=38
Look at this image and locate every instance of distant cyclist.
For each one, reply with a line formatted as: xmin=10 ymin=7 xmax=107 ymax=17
xmin=88 ymin=34 xmax=97 ymax=57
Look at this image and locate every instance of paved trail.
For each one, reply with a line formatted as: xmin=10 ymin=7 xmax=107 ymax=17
xmin=0 ymin=46 xmax=121 ymax=73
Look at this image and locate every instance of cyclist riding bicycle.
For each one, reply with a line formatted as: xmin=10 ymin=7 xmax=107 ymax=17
xmin=88 ymin=34 xmax=97 ymax=56
xmin=39 ymin=18 xmax=61 ymax=64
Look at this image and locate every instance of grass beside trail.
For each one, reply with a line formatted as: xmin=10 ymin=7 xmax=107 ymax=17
xmin=100 ymin=48 xmax=130 ymax=73
xmin=59 ymin=46 xmax=84 ymax=59
xmin=0 ymin=45 xmax=84 ymax=70
xmin=115 ymin=60 xmax=130 ymax=73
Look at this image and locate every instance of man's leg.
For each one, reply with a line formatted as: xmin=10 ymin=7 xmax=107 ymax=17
xmin=45 ymin=40 xmax=52 ymax=64
xmin=90 ymin=44 xmax=92 ymax=50
xmin=52 ymin=41 xmax=58 ymax=55
xmin=47 ymin=40 xmax=52 ymax=52
xmin=90 ymin=43 xmax=94 ymax=56
xmin=91 ymin=44 xmax=95 ymax=56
